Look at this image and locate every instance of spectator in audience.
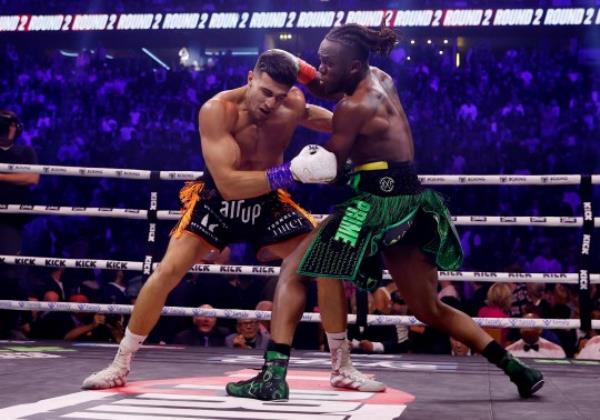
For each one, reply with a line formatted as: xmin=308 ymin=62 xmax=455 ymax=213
xmin=18 ymin=295 xmax=41 ymax=338
xmin=173 ymin=304 xmax=227 ymax=347
xmin=526 ymin=283 xmax=552 ymax=319
xmin=39 ymin=267 xmax=67 ymax=301
xmin=101 ymin=270 xmax=128 ymax=304
xmin=255 ymin=300 xmax=273 ymax=335
xmin=30 ymin=290 xmax=66 ymax=339
xmin=510 ymin=282 xmax=530 ymax=318
xmin=43 ymin=290 xmax=60 ymax=302
xmin=64 ymin=312 xmax=123 ymax=342
xmin=505 ymin=312 xmax=566 ymax=359
xmin=32 ymin=291 xmax=76 ymax=339
xmin=0 ymin=109 xmax=39 ymax=254
xmin=226 ymin=318 xmax=269 ymax=350
xmin=507 ymin=264 xmax=530 ymax=319
xmin=63 ymin=294 xmax=124 ymax=342
xmin=348 ymin=291 xmax=410 ymax=355
xmin=0 ymin=109 xmax=39 ymax=338
xmin=576 ymin=335 xmax=600 ymax=360
xmin=464 ymin=282 xmax=490 ymax=317
xmin=478 ymin=282 xmax=512 ymax=346
xmin=549 ymin=285 xmax=578 ymax=357
xmin=576 ymin=309 xmax=600 ymax=360
xmin=210 ymin=273 xmax=262 ymax=308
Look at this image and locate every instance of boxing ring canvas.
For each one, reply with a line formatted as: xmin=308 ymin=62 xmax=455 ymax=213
xmin=0 ymin=341 xmax=598 ymax=420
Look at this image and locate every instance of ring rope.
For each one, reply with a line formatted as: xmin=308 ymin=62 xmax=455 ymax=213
xmin=1 ymin=205 xmax=598 ymax=227
xmin=2 ymin=162 xmax=598 ymax=330
xmin=1 ymin=254 xmax=599 ymax=284
xmin=2 ymin=163 xmax=598 ymax=185
xmin=1 ymin=300 xmax=597 ymax=329
xmin=0 ymin=163 xmax=201 ymax=181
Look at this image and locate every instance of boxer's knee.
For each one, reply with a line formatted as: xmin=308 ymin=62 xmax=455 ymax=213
xmin=148 ymin=260 xmax=184 ymax=292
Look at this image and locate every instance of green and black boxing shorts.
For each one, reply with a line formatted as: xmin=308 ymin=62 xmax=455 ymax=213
xmin=298 ymin=161 xmax=464 ymax=291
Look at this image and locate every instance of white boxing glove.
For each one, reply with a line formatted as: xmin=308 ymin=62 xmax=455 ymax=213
xmin=290 ymin=144 xmax=337 ymax=183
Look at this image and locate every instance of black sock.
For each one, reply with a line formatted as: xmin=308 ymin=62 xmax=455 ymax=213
xmin=267 ymin=341 xmax=291 ymax=357
xmin=481 ymin=340 xmax=508 ymax=367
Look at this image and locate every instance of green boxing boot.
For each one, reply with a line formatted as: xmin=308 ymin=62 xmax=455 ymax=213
xmin=226 ymin=350 xmax=290 ymax=401
xmin=500 ymin=353 xmax=544 ymax=398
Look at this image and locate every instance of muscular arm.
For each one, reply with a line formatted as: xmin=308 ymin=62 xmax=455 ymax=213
xmin=324 ymin=99 xmax=371 ymax=171
xmin=299 ymin=104 xmax=332 ymax=133
xmin=0 ymin=173 xmax=39 ymax=186
xmin=199 ymin=100 xmax=272 ymax=200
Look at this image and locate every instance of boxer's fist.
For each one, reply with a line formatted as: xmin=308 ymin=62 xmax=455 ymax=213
xmin=290 ymin=144 xmax=337 ymax=183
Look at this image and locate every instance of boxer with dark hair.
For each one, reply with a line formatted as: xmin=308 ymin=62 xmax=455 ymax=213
xmin=82 ymin=50 xmax=380 ymax=391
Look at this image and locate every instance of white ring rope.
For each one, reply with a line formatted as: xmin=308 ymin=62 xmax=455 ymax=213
xmin=0 ymin=205 xmax=152 ymax=220
xmin=2 ymin=163 xmax=598 ymax=185
xmin=1 ymin=204 xmax=598 ymax=228
xmin=0 ymin=163 xmax=201 ymax=181
xmin=1 ymin=254 xmax=599 ymax=284
xmin=1 ymin=300 xmax=598 ymax=330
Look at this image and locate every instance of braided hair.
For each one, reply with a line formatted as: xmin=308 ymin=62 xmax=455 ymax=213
xmin=325 ymin=23 xmax=398 ymax=61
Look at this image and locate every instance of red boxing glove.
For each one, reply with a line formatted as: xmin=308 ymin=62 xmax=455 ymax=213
xmin=271 ymin=49 xmax=318 ymax=85
xmin=297 ymin=59 xmax=317 ymax=85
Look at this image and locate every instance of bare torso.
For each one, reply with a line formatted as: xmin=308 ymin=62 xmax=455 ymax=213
xmin=210 ymin=86 xmax=305 ymax=171
xmin=346 ymin=67 xmax=414 ymax=164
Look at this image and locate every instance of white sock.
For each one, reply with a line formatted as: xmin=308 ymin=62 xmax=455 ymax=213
xmin=326 ymin=331 xmax=347 ymax=352
xmin=114 ymin=327 xmax=146 ymax=369
xmin=326 ymin=331 xmax=350 ymax=371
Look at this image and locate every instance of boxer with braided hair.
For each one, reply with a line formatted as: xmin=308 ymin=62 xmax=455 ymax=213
xmin=325 ymin=23 xmax=398 ymax=58
xmin=227 ymin=23 xmax=543 ymax=401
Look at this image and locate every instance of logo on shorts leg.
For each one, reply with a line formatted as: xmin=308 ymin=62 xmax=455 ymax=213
xmin=379 ymin=177 xmax=395 ymax=193
xmin=201 ymin=214 xmax=218 ymax=232
xmin=220 ymin=200 xmax=262 ymax=224
xmin=334 ymin=200 xmax=371 ymax=247
xmin=268 ymin=213 xmax=305 ymax=236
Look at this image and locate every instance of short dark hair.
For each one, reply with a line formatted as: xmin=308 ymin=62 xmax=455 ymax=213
xmin=254 ymin=50 xmax=297 ymax=87
xmin=0 ymin=109 xmax=22 ymax=138
xmin=325 ymin=23 xmax=398 ymax=61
